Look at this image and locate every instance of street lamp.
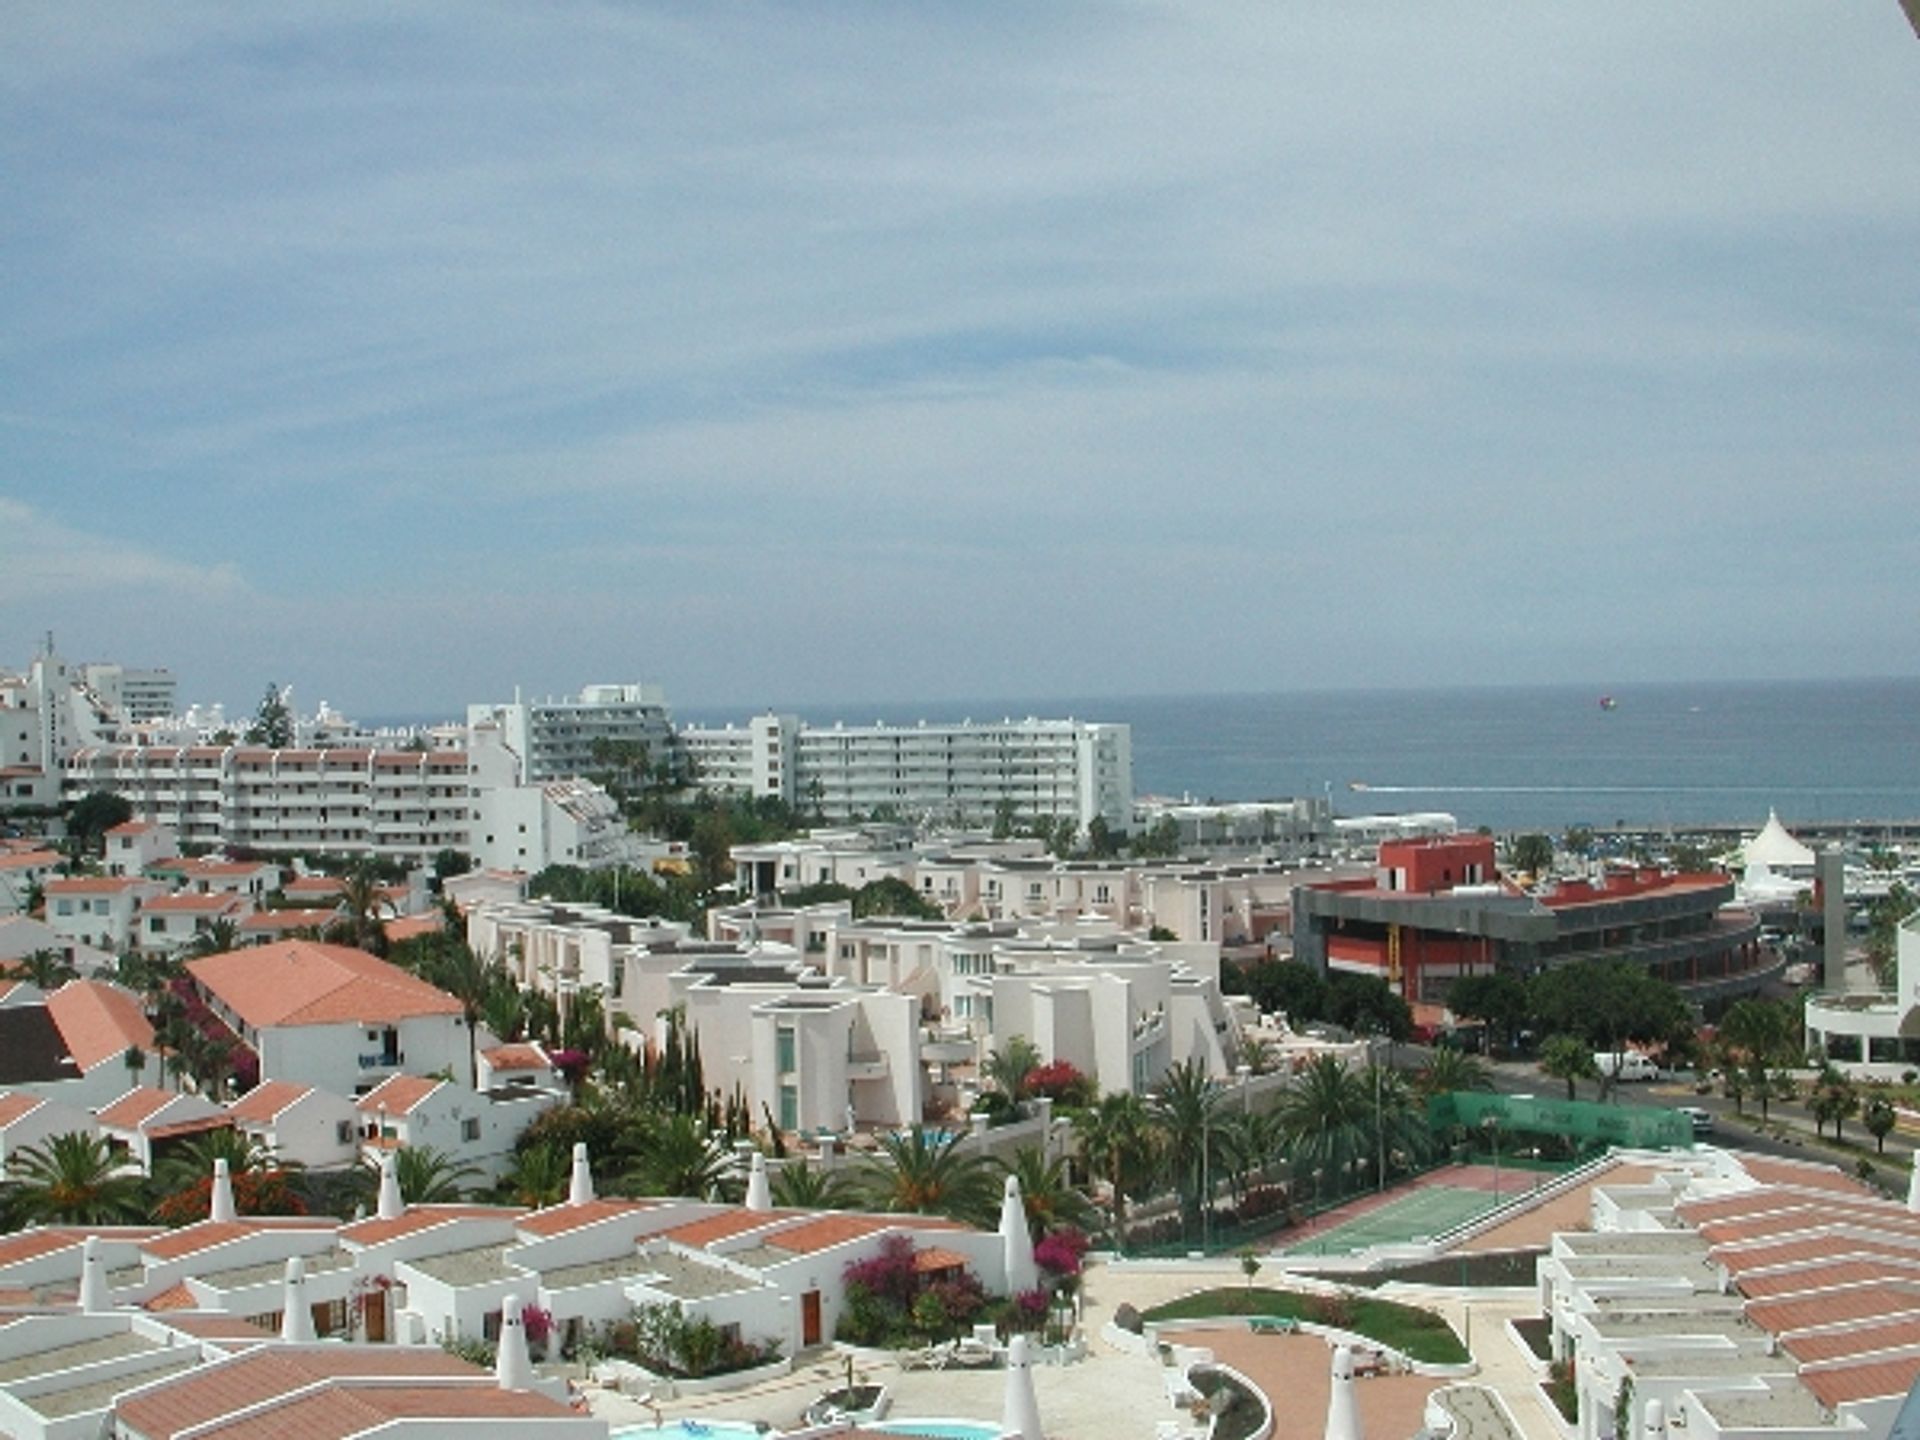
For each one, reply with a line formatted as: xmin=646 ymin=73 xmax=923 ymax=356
xmin=1482 ymin=1112 xmax=1501 ymax=1196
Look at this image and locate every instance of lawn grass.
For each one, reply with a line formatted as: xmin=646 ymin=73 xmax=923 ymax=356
xmin=1140 ymin=1286 xmax=1468 ymax=1364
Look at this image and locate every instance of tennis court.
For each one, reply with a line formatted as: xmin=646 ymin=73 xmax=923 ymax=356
xmin=1282 ymin=1182 xmax=1509 ymax=1257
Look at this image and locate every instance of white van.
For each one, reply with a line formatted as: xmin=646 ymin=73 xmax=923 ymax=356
xmin=1594 ymin=1051 xmax=1661 ymax=1082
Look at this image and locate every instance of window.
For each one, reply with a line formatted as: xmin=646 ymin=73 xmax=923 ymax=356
xmin=462 ymin=1118 xmax=481 ymax=1142
xmin=336 ymin=1121 xmax=354 ymax=1145
xmin=779 ymin=1084 xmax=798 ymax=1131
xmin=776 ymin=1026 xmax=796 ymax=1074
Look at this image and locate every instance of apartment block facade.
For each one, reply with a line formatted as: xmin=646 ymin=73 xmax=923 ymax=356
xmin=680 ymin=713 xmax=1134 ymax=832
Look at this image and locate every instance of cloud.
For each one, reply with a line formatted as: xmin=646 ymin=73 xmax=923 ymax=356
xmin=0 ymin=499 xmax=245 ymax=605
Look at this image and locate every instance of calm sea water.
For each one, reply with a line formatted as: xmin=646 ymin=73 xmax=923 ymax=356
xmin=677 ymin=678 xmax=1920 ymax=834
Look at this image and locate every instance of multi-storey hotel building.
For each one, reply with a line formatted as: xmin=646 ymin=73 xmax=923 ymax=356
xmin=679 ymin=713 xmax=1133 ymax=833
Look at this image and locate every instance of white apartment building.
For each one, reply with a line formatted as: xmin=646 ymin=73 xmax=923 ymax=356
xmin=60 ymin=726 xmax=634 ymax=871
xmin=78 ymin=663 xmax=177 ymax=722
xmin=64 ymin=744 xmax=471 ymax=862
xmin=681 ymin=713 xmax=1134 ymax=833
xmin=467 ymin=683 xmax=675 ymax=784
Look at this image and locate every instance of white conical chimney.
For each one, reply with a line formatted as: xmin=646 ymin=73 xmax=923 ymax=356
xmin=1000 ymin=1175 xmax=1038 ymax=1295
xmin=496 ymin=1293 xmax=535 ymax=1391
xmin=78 ymin=1235 xmax=110 ymax=1313
xmin=1001 ymin=1333 xmax=1043 ymax=1440
xmin=745 ymin=1152 xmax=771 ymax=1212
xmin=1325 ymin=1344 xmax=1361 ymax=1440
xmin=377 ymin=1151 xmax=404 ymax=1221
xmin=280 ymin=1257 xmax=316 ymax=1342
xmin=1645 ymin=1397 xmax=1668 ymax=1440
xmin=210 ymin=1158 xmax=237 ymax=1223
xmin=1906 ymin=1160 xmax=1920 ymax=1214
xmin=568 ymin=1142 xmax=594 ymax=1206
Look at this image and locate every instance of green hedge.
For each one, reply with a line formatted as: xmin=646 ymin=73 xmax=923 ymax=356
xmin=1141 ymin=1286 xmax=1467 ymax=1365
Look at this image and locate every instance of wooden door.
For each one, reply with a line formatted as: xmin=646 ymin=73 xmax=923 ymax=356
xmin=801 ymin=1289 xmax=822 ymax=1347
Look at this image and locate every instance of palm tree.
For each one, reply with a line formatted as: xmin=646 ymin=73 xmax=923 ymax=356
xmin=151 ymin=1128 xmax=290 ymax=1198
xmin=14 ymin=948 xmax=78 ymax=990
xmin=381 ymin=1145 xmax=482 ymax=1204
xmin=857 ymin=1127 xmax=999 ymax=1225
xmin=995 ymin=1145 xmax=1096 ymax=1240
xmin=501 ymin=1141 xmax=571 ymax=1208
xmin=1149 ymin=1059 xmax=1224 ymax=1237
xmin=331 ymin=864 xmax=395 ymax=955
xmin=1274 ymin=1054 xmax=1375 ymax=1201
xmin=1072 ymin=1091 xmax=1157 ymax=1247
xmin=982 ymin=1036 xmax=1042 ymax=1101
xmin=768 ymin=1158 xmax=860 ymax=1210
xmin=622 ymin=1114 xmax=733 ymax=1199
xmin=1213 ymin=1106 xmax=1284 ymax=1210
xmin=10 ymin=1132 xmax=147 ymax=1223
xmin=185 ymin=917 xmax=241 ymax=959
xmin=398 ymin=936 xmax=495 ymax=1087
xmin=1416 ymin=1047 xmax=1493 ymax=1098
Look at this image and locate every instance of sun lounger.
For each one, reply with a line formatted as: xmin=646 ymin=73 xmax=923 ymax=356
xmin=951 ymin=1337 xmax=998 ymax=1368
xmin=901 ymin=1341 xmax=955 ymax=1371
xmin=1248 ymin=1316 xmax=1297 ymax=1335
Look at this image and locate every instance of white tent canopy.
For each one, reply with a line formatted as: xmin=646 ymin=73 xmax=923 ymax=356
xmin=1742 ymin=810 xmax=1816 ymax=872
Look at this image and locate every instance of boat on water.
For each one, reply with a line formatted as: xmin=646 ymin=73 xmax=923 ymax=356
xmin=1598 ymin=695 xmax=1618 ymax=711
xmin=1348 ymin=780 xmax=1370 ymax=792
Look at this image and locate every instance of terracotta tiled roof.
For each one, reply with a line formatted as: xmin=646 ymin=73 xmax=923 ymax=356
xmin=0 ymin=850 xmax=59 ymax=871
xmin=383 ymin=914 xmax=442 ymax=944
xmin=227 ymin=1081 xmax=315 ymax=1124
xmin=0 ymin=1092 xmax=45 ymax=1127
xmin=97 ymin=1086 xmax=179 ymax=1129
xmin=239 ymin=908 xmax=341 ymax=933
xmin=1739 ymin=1156 xmax=1880 ymax=1196
xmin=144 ymin=1280 xmax=199 ymax=1311
xmin=107 ymin=821 xmax=160 ymax=836
xmin=1801 ymin=1352 xmax=1920 ymax=1407
xmin=284 ymin=877 xmax=346 ymax=896
xmin=139 ymin=1217 xmax=336 ymax=1262
xmin=0 ymin=1227 xmax=133 ymax=1267
xmin=1788 ymin=1316 xmax=1920 ymax=1364
xmin=481 ymin=1044 xmax=549 ymax=1071
xmin=515 ymin=1197 xmax=652 ymax=1238
xmin=1749 ymin=1283 xmax=1920 ymax=1336
xmin=1739 ymin=1258 xmax=1920 ymax=1300
xmin=1719 ymin=1234 xmax=1920 ymax=1276
xmin=340 ymin=1204 xmax=525 ymax=1247
xmin=47 ymin=979 xmax=154 ymax=1070
xmin=186 ymin=941 xmax=463 ymax=1028
xmin=194 ymin=1382 xmax=576 ymax=1440
xmin=355 ymin=1074 xmax=442 ymax=1116
xmin=664 ymin=1208 xmax=794 ymax=1248
xmin=45 ymin=876 xmax=147 ymax=895
xmin=117 ymin=1347 xmax=488 ymax=1440
xmin=765 ymin=1212 xmax=961 ymax=1255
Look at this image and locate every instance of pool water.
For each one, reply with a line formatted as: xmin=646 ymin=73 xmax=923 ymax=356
xmin=870 ymin=1422 xmax=1006 ymax=1440
xmin=612 ymin=1423 xmax=767 ymax=1440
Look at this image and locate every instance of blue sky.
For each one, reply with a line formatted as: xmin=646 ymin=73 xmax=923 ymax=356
xmin=4 ymin=4 xmax=1918 ymax=718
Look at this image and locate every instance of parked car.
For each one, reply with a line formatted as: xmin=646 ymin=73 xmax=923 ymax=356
xmin=1676 ymin=1105 xmax=1715 ymax=1137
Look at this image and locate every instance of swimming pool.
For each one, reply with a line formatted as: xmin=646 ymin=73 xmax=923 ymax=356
xmin=612 ymin=1422 xmax=767 ymax=1440
xmin=869 ymin=1421 xmax=1006 ymax=1440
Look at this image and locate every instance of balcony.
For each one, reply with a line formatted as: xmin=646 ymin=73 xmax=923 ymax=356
xmin=846 ymin=1052 xmax=891 ymax=1081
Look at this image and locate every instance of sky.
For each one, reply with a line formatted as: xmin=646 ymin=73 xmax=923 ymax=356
xmin=4 ymin=4 xmax=1919 ymax=720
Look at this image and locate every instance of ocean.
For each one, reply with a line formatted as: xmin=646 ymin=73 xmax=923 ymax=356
xmin=677 ymin=677 xmax=1920 ymax=835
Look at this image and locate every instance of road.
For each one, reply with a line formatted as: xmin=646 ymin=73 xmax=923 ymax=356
xmin=1394 ymin=1043 xmax=1917 ymax=1184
